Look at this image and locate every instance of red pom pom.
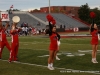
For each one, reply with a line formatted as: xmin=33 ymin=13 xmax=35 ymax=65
xmin=46 ymin=14 xmax=56 ymax=25
xmin=51 ymin=20 xmax=56 ymax=25
xmin=46 ymin=14 xmax=53 ymax=22
xmin=90 ymin=12 xmax=96 ymax=19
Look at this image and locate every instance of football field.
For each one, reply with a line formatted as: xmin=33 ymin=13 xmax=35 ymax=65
xmin=0 ymin=36 xmax=100 ymax=75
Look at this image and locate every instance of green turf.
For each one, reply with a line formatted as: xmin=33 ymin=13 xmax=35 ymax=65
xmin=0 ymin=36 xmax=100 ymax=75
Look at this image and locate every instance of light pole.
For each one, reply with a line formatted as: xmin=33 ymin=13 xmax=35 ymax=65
xmin=49 ymin=0 xmax=51 ymax=14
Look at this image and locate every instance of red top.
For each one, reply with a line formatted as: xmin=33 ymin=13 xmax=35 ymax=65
xmin=91 ymin=29 xmax=98 ymax=45
xmin=0 ymin=28 xmax=7 ymax=42
xmin=10 ymin=29 xmax=20 ymax=43
xmin=49 ymin=33 xmax=58 ymax=50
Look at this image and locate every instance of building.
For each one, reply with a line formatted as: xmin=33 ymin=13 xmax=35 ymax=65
xmin=40 ymin=6 xmax=80 ymax=17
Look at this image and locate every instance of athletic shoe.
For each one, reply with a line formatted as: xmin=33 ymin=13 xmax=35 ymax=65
xmin=95 ymin=60 xmax=98 ymax=63
xmin=47 ymin=66 xmax=55 ymax=70
xmin=91 ymin=60 xmax=98 ymax=63
xmin=51 ymin=66 xmax=55 ymax=70
xmin=56 ymin=56 xmax=60 ymax=60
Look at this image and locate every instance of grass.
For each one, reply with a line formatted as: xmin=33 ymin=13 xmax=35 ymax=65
xmin=60 ymin=31 xmax=90 ymax=35
xmin=0 ymin=36 xmax=100 ymax=75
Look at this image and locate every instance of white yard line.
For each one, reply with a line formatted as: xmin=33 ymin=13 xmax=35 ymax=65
xmin=78 ymin=50 xmax=100 ymax=52
xmin=0 ymin=59 xmax=99 ymax=74
xmin=1 ymin=59 xmax=72 ymax=70
xmin=37 ymin=53 xmax=62 ymax=57
xmin=37 ymin=52 xmax=86 ymax=57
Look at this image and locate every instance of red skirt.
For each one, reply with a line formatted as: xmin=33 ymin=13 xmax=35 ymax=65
xmin=91 ymin=39 xmax=98 ymax=45
xmin=49 ymin=43 xmax=58 ymax=51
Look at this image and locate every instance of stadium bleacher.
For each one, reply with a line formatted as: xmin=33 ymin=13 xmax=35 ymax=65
xmin=32 ymin=13 xmax=63 ymax=28
xmin=32 ymin=13 xmax=88 ymax=28
xmin=7 ymin=11 xmax=88 ymax=29
xmin=8 ymin=12 xmax=46 ymax=29
xmin=51 ymin=13 xmax=88 ymax=28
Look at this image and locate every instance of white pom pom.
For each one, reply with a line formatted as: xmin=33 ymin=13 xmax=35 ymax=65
xmin=57 ymin=41 xmax=61 ymax=46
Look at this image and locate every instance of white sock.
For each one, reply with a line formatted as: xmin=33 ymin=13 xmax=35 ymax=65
xmin=94 ymin=58 xmax=97 ymax=61
xmin=51 ymin=63 xmax=53 ymax=67
xmin=92 ymin=58 xmax=96 ymax=61
xmin=48 ymin=64 xmax=51 ymax=67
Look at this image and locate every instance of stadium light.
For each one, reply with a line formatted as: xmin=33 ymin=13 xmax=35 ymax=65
xmin=49 ymin=0 xmax=51 ymax=14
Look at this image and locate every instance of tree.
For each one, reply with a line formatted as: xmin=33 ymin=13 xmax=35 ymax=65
xmin=90 ymin=8 xmax=100 ymax=25
xmin=78 ymin=3 xmax=90 ymax=22
xmin=13 ymin=9 xmax=20 ymax=11
xmin=33 ymin=9 xmax=40 ymax=12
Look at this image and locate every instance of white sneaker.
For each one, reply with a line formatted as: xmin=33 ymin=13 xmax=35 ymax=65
xmin=48 ymin=66 xmax=55 ymax=70
xmin=92 ymin=60 xmax=98 ymax=63
xmin=95 ymin=60 xmax=98 ymax=63
xmin=56 ymin=56 xmax=60 ymax=60
xmin=51 ymin=66 xmax=55 ymax=70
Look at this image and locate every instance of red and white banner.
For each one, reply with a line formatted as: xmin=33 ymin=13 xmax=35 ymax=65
xmin=0 ymin=12 xmax=10 ymax=21
xmin=73 ymin=27 xmax=79 ymax=32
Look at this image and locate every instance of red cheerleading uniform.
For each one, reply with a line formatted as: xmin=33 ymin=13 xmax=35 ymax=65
xmin=91 ymin=29 xmax=98 ymax=45
xmin=48 ymin=22 xmax=60 ymax=51
xmin=49 ymin=33 xmax=58 ymax=50
xmin=0 ymin=28 xmax=11 ymax=58
xmin=9 ymin=29 xmax=20 ymax=61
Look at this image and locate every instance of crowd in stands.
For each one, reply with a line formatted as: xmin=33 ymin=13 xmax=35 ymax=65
xmin=4 ymin=22 xmax=46 ymax=37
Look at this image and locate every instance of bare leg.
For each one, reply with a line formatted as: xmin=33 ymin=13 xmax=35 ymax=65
xmin=48 ymin=50 xmax=55 ymax=70
xmin=56 ymin=46 xmax=60 ymax=60
xmin=92 ymin=45 xmax=98 ymax=63
xmin=48 ymin=50 xmax=54 ymax=64
xmin=94 ymin=45 xmax=98 ymax=63
xmin=92 ymin=45 xmax=95 ymax=58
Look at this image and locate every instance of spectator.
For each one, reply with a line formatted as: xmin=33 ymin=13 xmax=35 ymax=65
xmin=60 ymin=25 xmax=62 ymax=29
xmin=25 ymin=27 xmax=28 ymax=36
xmin=22 ymin=27 xmax=26 ymax=36
xmin=29 ymin=26 xmax=32 ymax=35
xmin=64 ymin=25 xmax=66 ymax=29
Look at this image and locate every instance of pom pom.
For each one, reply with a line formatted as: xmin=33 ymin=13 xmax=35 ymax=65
xmin=90 ymin=12 xmax=96 ymax=19
xmin=46 ymin=14 xmax=56 ymax=25
xmin=51 ymin=20 xmax=56 ymax=25
xmin=46 ymin=14 xmax=53 ymax=22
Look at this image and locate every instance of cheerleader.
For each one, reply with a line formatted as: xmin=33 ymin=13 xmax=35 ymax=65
xmin=9 ymin=23 xmax=21 ymax=62
xmin=90 ymin=24 xmax=99 ymax=63
xmin=47 ymin=21 xmax=61 ymax=70
xmin=0 ymin=19 xmax=11 ymax=59
xmin=46 ymin=14 xmax=61 ymax=70
xmin=56 ymin=33 xmax=61 ymax=60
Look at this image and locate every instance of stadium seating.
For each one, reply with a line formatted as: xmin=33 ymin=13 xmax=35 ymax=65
xmin=32 ymin=13 xmax=62 ymax=27
xmin=51 ymin=13 xmax=88 ymax=28
xmin=32 ymin=13 xmax=88 ymax=28
xmin=7 ymin=11 xmax=88 ymax=29
xmin=8 ymin=12 xmax=46 ymax=29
